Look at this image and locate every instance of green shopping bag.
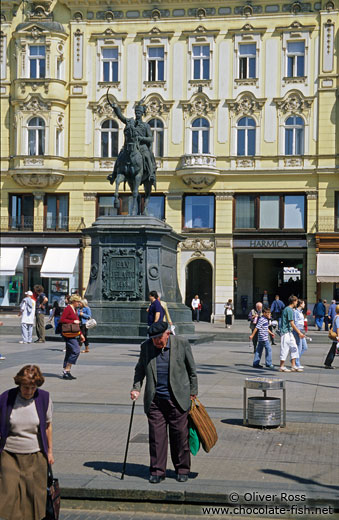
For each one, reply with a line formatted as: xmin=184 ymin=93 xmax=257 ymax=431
xmin=188 ymin=418 xmax=200 ymax=456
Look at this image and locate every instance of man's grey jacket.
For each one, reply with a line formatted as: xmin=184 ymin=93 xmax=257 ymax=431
xmin=133 ymin=335 xmax=198 ymax=414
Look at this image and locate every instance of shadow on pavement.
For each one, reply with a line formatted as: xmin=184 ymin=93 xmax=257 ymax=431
xmin=261 ymin=469 xmax=339 ymax=492
xmin=221 ymin=418 xmax=244 ymax=426
xmin=84 ymin=461 xmax=149 ymax=480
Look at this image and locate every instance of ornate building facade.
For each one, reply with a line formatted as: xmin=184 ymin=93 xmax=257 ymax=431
xmin=1 ymin=0 xmax=338 ymax=317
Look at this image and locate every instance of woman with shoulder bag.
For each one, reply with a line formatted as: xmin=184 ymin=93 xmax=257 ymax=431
xmin=0 ymin=364 xmax=54 ymax=520
xmin=224 ymin=299 xmax=233 ymax=329
xmin=324 ymin=304 xmax=339 ymax=369
xmin=60 ymin=295 xmax=83 ymax=380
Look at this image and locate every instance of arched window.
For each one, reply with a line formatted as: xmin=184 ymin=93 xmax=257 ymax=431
xmin=285 ymin=116 xmax=304 ymax=155
xmin=191 ymin=117 xmax=209 ymax=154
xmin=148 ymin=118 xmax=164 ymax=157
xmin=101 ymin=119 xmax=118 ymax=157
xmin=28 ymin=117 xmax=45 ymax=156
xmin=237 ymin=117 xmax=256 ymax=156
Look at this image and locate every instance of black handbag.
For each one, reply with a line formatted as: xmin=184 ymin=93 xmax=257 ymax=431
xmin=44 ymin=464 xmax=60 ymax=520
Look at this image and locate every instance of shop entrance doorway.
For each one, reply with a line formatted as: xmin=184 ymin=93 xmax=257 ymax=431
xmin=253 ymin=258 xmax=304 ymax=306
xmin=185 ymin=259 xmax=212 ymax=322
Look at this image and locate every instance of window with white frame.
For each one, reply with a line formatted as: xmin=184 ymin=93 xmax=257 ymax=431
xmin=286 ymin=41 xmax=305 ymax=77
xmin=285 ymin=116 xmax=304 ymax=155
xmin=102 ymin=48 xmax=119 ymax=82
xmin=191 ymin=118 xmax=210 ymax=154
xmin=184 ymin=195 xmax=215 ymax=230
xmin=239 ymin=43 xmax=256 ymax=79
xmin=28 ymin=117 xmax=45 ymax=155
xmin=237 ymin=117 xmax=256 ymax=156
xmin=29 ymin=45 xmax=46 ymax=78
xmin=148 ymin=118 xmax=164 ymax=157
xmin=147 ymin=47 xmax=164 ymax=81
xmin=101 ymin=119 xmax=119 ymax=157
xmin=192 ymin=45 xmax=210 ymax=80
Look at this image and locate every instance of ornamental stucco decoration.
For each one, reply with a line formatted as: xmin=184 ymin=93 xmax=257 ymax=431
xmin=91 ymin=98 xmax=127 ymax=118
xmin=19 ymin=96 xmax=51 ymax=112
xmin=11 ymin=173 xmax=63 ymax=187
xmin=181 ymin=94 xmax=219 ymax=116
xmin=180 ymin=238 xmax=215 ymax=251
xmin=182 ymin=174 xmax=216 ymax=187
xmin=274 ymin=91 xmax=313 ymax=117
xmin=227 ymin=93 xmax=265 ymax=116
xmin=144 ymin=95 xmax=173 ymax=118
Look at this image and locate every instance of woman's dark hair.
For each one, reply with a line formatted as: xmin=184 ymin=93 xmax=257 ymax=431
xmin=33 ymin=285 xmax=44 ymax=294
xmin=14 ymin=365 xmax=45 ymax=387
xmin=297 ymin=299 xmax=304 ymax=307
xmin=53 ymin=300 xmax=60 ymax=308
xmin=149 ymin=290 xmax=158 ymax=299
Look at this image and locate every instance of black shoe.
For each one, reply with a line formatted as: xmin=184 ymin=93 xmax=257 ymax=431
xmin=253 ymin=364 xmax=263 ymax=368
xmin=271 ymin=342 xmax=277 ymax=345
xmin=149 ymin=475 xmax=165 ymax=484
xmin=176 ymin=474 xmax=188 ymax=483
xmin=63 ymin=372 xmax=77 ymax=380
xmin=324 ymin=365 xmax=334 ymax=369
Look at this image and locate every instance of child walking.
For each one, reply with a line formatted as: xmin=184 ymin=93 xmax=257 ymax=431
xmin=250 ymin=307 xmax=275 ymax=369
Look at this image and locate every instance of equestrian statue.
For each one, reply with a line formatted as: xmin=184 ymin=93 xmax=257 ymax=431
xmin=106 ymin=90 xmax=157 ymax=216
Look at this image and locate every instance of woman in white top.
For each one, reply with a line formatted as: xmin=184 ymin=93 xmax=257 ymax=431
xmin=191 ymin=295 xmax=200 ymax=322
xmin=18 ymin=290 xmax=36 ymax=344
xmin=292 ymin=299 xmax=307 ymax=369
xmin=0 ymin=365 xmax=54 ymax=520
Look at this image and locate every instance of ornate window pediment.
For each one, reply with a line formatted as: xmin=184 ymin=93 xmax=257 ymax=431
xmin=18 ymin=94 xmax=51 ymax=112
xmin=144 ymin=94 xmax=173 ymax=119
xmin=182 ymin=25 xmax=220 ymax=39
xmin=226 ymin=92 xmax=265 ymax=118
xmin=181 ymin=93 xmax=219 ymax=117
xmin=273 ymin=90 xmax=313 ymax=117
xmin=89 ymin=95 xmax=127 ymax=119
xmin=137 ymin=26 xmax=174 ymax=41
xmin=90 ymin=28 xmax=127 ymax=42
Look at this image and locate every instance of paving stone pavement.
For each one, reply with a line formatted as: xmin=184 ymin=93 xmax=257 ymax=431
xmin=0 ymin=330 xmax=338 ymax=517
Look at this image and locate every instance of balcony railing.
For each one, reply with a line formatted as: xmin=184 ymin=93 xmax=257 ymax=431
xmin=317 ymin=216 xmax=339 ymax=233
xmin=1 ymin=216 xmax=86 ymax=232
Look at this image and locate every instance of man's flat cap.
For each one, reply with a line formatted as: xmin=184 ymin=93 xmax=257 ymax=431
xmin=148 ymin=321 xmax=169 ymax=338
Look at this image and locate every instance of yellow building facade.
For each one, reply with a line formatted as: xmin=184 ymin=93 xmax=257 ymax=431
xmin=0 ymin=0 xmax=338 ymax=318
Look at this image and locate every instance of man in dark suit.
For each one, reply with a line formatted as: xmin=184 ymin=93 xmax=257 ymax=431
xmin=130 ymin=321 xmax=198 ymax=484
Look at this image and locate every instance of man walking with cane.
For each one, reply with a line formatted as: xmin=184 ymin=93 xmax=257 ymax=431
xmin=130 ymin=321 xmax=198 ymax=484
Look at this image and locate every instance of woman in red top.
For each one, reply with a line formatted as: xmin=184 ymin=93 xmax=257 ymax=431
xmin=60 ymin=295 xmax=82 ymax=380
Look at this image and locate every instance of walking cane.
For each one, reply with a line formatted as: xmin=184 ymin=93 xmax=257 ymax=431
xmin=121 ymin=400 xmax=136 ymax=480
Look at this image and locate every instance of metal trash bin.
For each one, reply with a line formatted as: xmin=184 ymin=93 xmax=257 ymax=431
xmin=248 ymin=397 xmax=281 ymax=427
xmin=243 ymin=377 xmax=286 ymax=428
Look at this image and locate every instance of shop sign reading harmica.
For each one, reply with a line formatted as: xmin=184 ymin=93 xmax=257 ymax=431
xmin=234 ymin=239 xmax=307 ymax=249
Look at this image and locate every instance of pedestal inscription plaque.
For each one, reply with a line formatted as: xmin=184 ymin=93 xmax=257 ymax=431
xmin=102 ymin=248 xmax=143 ymax=300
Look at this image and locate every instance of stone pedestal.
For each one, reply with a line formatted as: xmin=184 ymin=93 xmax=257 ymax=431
xmin=83 ymin=216 xmax=194 ymax=338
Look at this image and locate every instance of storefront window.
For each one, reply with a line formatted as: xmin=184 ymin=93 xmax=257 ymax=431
xmin=284 ymin=195 xmax=305 ymax=229
xmin=0 ymin=249 xmax=24 ymax=307
xmin=259 ymin=196 xmax=279 ymax=229
xmin=184 ymin=195 xmax=214 ymax=230
xmin=235 ymin=195 xmax=255 ymax=229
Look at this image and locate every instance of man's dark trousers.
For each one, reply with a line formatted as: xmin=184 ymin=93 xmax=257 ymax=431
xmin=147 ymin=396 xmax=190 ymax=476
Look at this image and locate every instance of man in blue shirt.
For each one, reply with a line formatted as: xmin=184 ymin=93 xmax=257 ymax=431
xmin=328 ymin=300 xmax=337 ymax=325
xmin=147 ymin=290 xmax=165 ymax=327
xmin=250 ymin=307 xmax=275 ymax=369
xmin=270 ymin=295 xmax=285 ymax=329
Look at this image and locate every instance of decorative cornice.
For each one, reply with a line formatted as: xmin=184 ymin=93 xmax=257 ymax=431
xmin=227 ymin=23 xmax=267 ymax=36
xmin=182 ymin=25 xmax=220 ymax=38
xmin=181 ymin=93 xmax=219 ymax=117
xmin=136 ymin=26 xmax=174 ymax=40
xmin=90 ymin=28 xmax=127 ymax=41
xmin=275 ymin=20 xmax=316 ymax=34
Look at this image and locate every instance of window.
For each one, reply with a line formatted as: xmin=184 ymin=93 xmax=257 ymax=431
xmin=235 ymin=195 xmax=255 ymax=229
xmin=98 ymin=195 xmax=115 ymax=217
xmin=102 ymin=48 xmax=119 ymax=82
xmin=284 ymin=195 xmax=305 ymax=229
xmin=192 ymin=118 xmax=210 ymax=154
xmin=184 ymin=195 xmax=214 ymax=230
xmin=192 ymin=45 xmax=210 ymax=80
xmin=146 ymin=195 xmax=165 ymax=219
xmin=147 ymin=47 xmax=164 ymax=81
xmin=286 ymin=41 xmax=305 ymax=77
xmin=234 ymin=194 xmax=305 ymax=230
xmin=9 ymin=194 xmax=34 ymax=230
xmin=285 ymin=116 xmax=304 ymax=156
xmin=239 ymin=43 xmax=256 ymax=79
xmin=148 ymin=119 xmax=164 ymax=157
xmin=28 ymin=117 xmax=45 ymax=156
xmin=101 ymin=120 xmax=119 ymax=157
xmin=259 ymin=196 xmax=280 ymax=229
xmin=44 ymin=194 xmax=69 ymax=230
xmin=29 ymin=46 xmax=45 ymax=78
xmin=237 ymin=117 xmax=256 ymax=156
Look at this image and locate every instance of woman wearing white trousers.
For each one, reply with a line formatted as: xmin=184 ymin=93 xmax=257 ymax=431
xmin=18 ymin=291 xmax=36 ymax=344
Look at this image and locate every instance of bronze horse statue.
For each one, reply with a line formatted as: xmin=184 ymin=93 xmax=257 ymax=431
xmin=106 ymin=90 xmax=156 ymax=217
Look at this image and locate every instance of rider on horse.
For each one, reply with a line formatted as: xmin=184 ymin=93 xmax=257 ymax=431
xmin=107 ymin=102 xmax=157 ymax=188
